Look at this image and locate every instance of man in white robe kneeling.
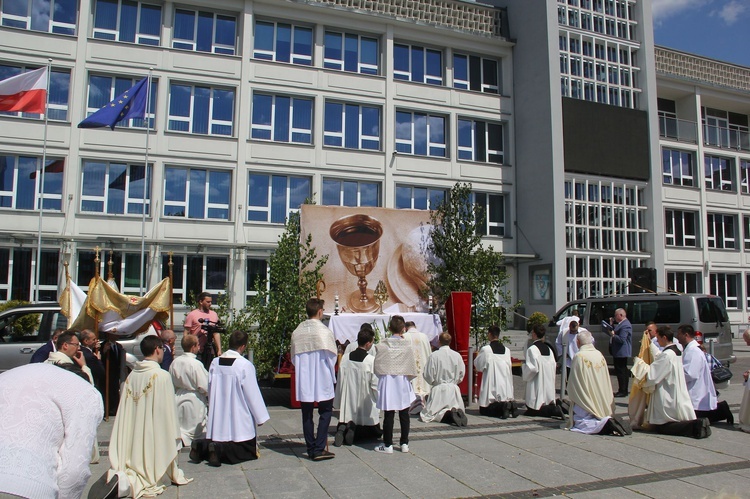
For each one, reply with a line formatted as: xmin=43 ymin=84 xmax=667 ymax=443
xmin=190 ymin=330 xmax=270 ymax=467
xmin=522 ymin=325 xmax=563 ymax=418
xmin=475 ymin=325 xmax=516 ymax=419
xmin=420 ymin=332 xmax=467 ymax=426
xmin=169 ymin=334 xmax=208 ymax=447
xmin=333 ymin=324 xmax=382 ymax=446
xmin=568 ymin=330 xmax=631 ymax=435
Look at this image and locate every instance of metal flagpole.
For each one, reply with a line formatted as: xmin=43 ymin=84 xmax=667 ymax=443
xmin=34 ymin=59 xmax=53 ymax=302
xmin=139 ymin=68 xmax=153 ymax=296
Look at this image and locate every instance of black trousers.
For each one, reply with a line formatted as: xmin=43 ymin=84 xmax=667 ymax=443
xmin=194 ymin=438 xmax=259 ymax=464
xmin=383 ymin=408 xmax=410 ymax=447
xmin=613 ymin=357 xmax=629 ymax=393
xmin=301 ymin=398 xmax=333 ymax=457
xmin=654 ymin=420 xmax=700 ymax=437
xmin=696 ymin=400 xmax=733 ymax=423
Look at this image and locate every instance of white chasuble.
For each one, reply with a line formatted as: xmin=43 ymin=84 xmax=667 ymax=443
xmin=419 ymin=346 xmax=465 ymax=422
xmin=522 ymin=342 xmax=556 ymax=410
xmin=474 ymin=343 xmax=514 ymax=407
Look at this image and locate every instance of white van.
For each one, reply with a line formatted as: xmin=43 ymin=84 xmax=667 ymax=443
xmin=550 ymin=293 xmax=735 ymax=366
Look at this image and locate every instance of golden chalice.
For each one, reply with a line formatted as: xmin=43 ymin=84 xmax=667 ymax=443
xmin=330 ymin=214 xmax=383 ymax=313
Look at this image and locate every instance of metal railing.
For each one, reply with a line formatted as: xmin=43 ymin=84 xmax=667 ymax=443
xmin=703 ymin=125 xmax=750 ymax=152
xmin=659 ymin=116 xmax=698 ymax=144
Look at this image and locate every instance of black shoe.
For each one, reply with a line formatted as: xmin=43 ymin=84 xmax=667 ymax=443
xmin=608 ymin=415 xmax=633 ymax=436
xmin=720 ymin=401 xmax=734 ymax=425
xmin=88 ymin=471 xmax=118 ymax=499
xmin=334 ymin=426 xmax=346 ymax=447
xmin=189 ymin=440 xmax=204 ymax=463
xmin=455 ymin=408 xmax=468 ymax=426
xmin=344 ymin=422 xmax=356 ymax=446
xmin=509 ymin=401 xmax=519 ymax=418
xmin=312 ymin=450 xmax=336 ymax=461
xmin=693 ymin=418 xmax=711 ymax=439
xmin=614 ymin=392 xmax=628 ymax=398
xmin=207 ymin=442 xmax=221 ymax=467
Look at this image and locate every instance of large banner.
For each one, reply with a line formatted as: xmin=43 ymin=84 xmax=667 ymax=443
xmin=300 ymin=205 xmax=433 ymax=313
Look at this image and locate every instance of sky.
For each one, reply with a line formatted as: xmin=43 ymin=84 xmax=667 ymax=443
xmin=652 ymin=0 xmax=750 ymax=67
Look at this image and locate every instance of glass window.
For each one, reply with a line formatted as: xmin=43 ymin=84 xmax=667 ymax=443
xmin=163 ymin=166 xmax=231 ymax=220
xmin=393 ymin=43 xmax=442 ymax=85
xmin=667 ymin=271 xmax=701 ymax=294
xmin=453 ymin=54 xmax=499 ymax=93
xmin=0 ymin=154 xmax=63 ymax=211
xmin=173 ymin=9 xmax=236 ymax=55
xmin=665 ymin=209 xmax=697 ymax=247
xmin=709 ymin=273 xmax=739 ymax=309
xmin=251 ymin=93 xmax=313 ymax=144
xmin=707 ymin=213 xmax=736 ymax=250
xmin=662 ymin=148 xmax=694 ymax=187
xmin=164 ymin=253 xmax=228 ymax=302
xmin=0 ymin=65 xmax=70 ymax=121
xmin=472 ymin=192 xmax=505 ymax=236
xmin=324 ymin=31 xmax=379 ymax=75
xmin=1 ymin=0 xmax=77 ymax=34
xmin=80 ymin=160 xmax=151 ymax=215
xmin=247 ymin=173 xmax=311 ymax=223
xmin=0 ymin=248 xmax=58 ymax=301
xmin=246 ymin=258 xmax=268 ymax=303
xmin=253 ymin=20 xmax=312 ymax=65
xmin=740 ymin=159 xmax=750 ymax=194
xmin=704 ymin=155 xmax=734 ymax=191
xmin=458 ymin=118 xmax=504 ymax=164
xmin=92 ymin=0 xmax=161 ymax=45
xmin=395 ymin=185 xmax=446 ymax=210
xmin=86 ymin=74 xmax=157 ymax=129
xmin=168 ymin=83 xmax=234 ymax=136
xmin=395 ymin=111 xmax=446 ymax=157
xmin=324 ymin=101 xmax=380 ymax=150
xmin=322 ymin=179 xmax=380 ymax=207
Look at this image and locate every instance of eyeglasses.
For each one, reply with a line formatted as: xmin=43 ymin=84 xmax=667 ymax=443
xmin=66 ymin=341 xmax=81 ymax=347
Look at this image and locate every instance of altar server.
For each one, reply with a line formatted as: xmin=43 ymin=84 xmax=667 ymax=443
xmin=170 ymin=334 xmax=209 ymax=447
xmin=420 ymin=332 xmax=467 ymax=425
xmin=474 ymin=325 xmax=516 ymax=419
xmin=404 ymin=321 xmax=433 ymax=413
xmin=522 ymin=325 xmax=562 ymax=418
xmin=739 ymin=329 xmax=750 ymax=433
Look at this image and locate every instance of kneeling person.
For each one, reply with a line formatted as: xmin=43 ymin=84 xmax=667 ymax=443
xmin=522 ymin=325 xmax=563 ymax=418
xmin=474 ymin=325 xmax=516 ymax=419
xmin=420 ymin=332 xmax=467 ymax=426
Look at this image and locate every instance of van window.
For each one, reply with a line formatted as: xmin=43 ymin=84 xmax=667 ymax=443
xmin=554 ymin=303 xmax=587 ymax=326
xmin=0 ymin=312 xmax=43 ymax=342
xmin=589 ymin=299 xmax=680 ymax=325
xmin=697 ymin=297 xmax=730 ymax=323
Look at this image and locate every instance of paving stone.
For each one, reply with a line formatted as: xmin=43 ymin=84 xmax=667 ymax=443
xmin=626 ymin=478 xmax=714 ymax=498
xmin=680 ymin=470 xmax=750 ymax=495
xmin=566 ymin=487 xmax=647 ymax=498
xmin=244 ymin=466 xmax=330 ymax=498
xmin=525 ymin=438 xmax=646 ymax=480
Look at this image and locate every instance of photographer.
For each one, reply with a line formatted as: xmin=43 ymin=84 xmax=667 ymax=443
xmin=184 ymin=292 xmax=223 ymax=370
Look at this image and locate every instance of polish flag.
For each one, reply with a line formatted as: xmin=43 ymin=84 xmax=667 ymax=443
xmin=0 ymin=67 xmax=48 ymax=114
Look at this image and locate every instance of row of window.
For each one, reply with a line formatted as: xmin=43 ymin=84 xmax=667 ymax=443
xmin=665 ymin=209 xmax=750 ymax=251
xmin=558 ymin=4 xmax=636 ymax=41
xmin=2 ymin=0 xmax=502 ymax=93
xmin=667 ymin=271 xmax=750 ymax=311
xmin=565 ymin=254 xmax=646 ymax=301
xmin=662 ymin=147 xmax=750 ymax=193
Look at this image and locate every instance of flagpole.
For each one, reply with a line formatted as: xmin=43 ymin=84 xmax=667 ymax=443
xmin=34 ymin=59 xmax=52 ymax=303
xmin=139 ymin=68 xmax=153 ymax=296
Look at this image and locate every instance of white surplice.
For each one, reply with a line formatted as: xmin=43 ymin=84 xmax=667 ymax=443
xmin=169 ymin=352 xmax=208 ymax=446
xmin=555 ymin=327 xmax=593 ymax=367
xmin=404 ymin=329 xmax=433 ymax=398
xmin=419 ymin=346 xmax=465 ymax=422
xmin=375 ymin=336 xmax=417 ymax=411
xmin=291 ymin=320 xmax=337 ymax=403
xmin=567 ymin=344 xmax=613 ymax=434
xmin=206 ymin=350 xmax=270 ymax=442
xmin=109 ymin=360 xmax=191 ymax=499
xmin=334 ymin=352 xmax=379 ymax=425
xmin=682 ymin=340 xmax=718 ymax=411
xmin=522 ymin=342 xmax=556 ymax=410
xmin=633 ymin=346 xmax=696 ymax=425
xmin=474 ymin=342 xmax=514 ymax=407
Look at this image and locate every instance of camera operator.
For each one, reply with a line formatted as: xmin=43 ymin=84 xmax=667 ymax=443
xmin=184 ymin=292 xmax=222 ymax=370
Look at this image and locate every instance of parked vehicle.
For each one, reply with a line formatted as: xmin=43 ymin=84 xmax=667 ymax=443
xmin=549 ymin=293 xmax=735 ymax=366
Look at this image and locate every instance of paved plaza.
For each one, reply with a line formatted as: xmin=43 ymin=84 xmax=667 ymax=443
xmin=84 ymin=338 xmax=750 ymax=499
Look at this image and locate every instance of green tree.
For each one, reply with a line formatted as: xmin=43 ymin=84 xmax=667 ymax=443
xmin=247 ymin=210 xmax=328 ymax=376
xmin=427 ymin=182 xmax=519 ymax=345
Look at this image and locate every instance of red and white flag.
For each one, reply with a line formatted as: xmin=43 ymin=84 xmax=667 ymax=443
xmin=0 ymin=67 xmax=48 ymax=114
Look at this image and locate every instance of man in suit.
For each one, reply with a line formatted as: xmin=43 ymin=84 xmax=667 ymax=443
xmin=160 ymin=330 xmax=176 ymax=371
xmin=81 ymin=329 xmax=106 ymax=401
xmin=607 ymin=308 xmax=632 ymax=397
xmin=30 ymin=328 xmax=64 ymax=363
xmin=101 ymin=332 xmax=126 ymax=417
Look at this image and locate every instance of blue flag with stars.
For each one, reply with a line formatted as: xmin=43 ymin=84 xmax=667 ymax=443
xmin=78 ymin=77 xmax=149 ymax=130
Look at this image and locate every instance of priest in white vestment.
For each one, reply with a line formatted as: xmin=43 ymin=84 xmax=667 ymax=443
xmin=631 ymin=326 xmax=711 ymax=439
xmin=106 ymin=336 xmax=192 ymax=498
xmin=629 ymin=328 xmax=655 ymax=429
xmin=522 ymin=325 xmax=562 ymax=418
xmin=291 ymin=298 xmax=337 ymax=461
xmin=404 ymin=321 xmax=433 ymax=414
xmin=170 ymin=334 xmax=209 ymax=446
xmin=555 ymin=320 xmax=593 ymax=374
xmin=333 ymin=325 xmax=381 ymax=446
xmin=374 ymin=315 xmax=417 ymax=454
xmin=740 ymin=329 xmax=750 ymax=433
xmin=475 ymin=325 xmax=516 ymax=419
xmin=420 ymin=333 xmax=467 ymax=425
xmin=676 ymin=324 xmax=733 ymax=424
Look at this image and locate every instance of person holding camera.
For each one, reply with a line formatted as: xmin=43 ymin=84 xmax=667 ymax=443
xmin=184 ymin=291 xmax=222 ymax=370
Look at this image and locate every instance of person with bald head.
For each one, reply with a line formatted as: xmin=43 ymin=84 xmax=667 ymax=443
xmin=419 ymin=332 xmax=467 ymax=426
xmin=81 ymin=329 xmax=105 ymax=399
xmin=160 ymin=329 xmax=176 ymax=371
xmin=170 ymin=334 xmax=209 ymax=446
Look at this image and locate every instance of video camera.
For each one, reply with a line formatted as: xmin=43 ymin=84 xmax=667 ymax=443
xmin=198 ymin=318 xmax=227 ymax=335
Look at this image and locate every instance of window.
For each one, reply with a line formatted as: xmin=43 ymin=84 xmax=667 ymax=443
xmin=246 ymin=258 xmax=268 ymax=304
xmin=393 ymin=43 xmax=442 ymax=85
xmin=0 ymin=154 xmax=64 ymax=211
xmin=709 ymin=273 xmax=739 ymax=309
xmin=92 ymin=0 xmax=161 ymax=45
xmin=251 ymin=94 xmax=313 ymax=144
xmin=324 ymin=102 xmax=380 ymax=150
xmin=1 ymin=0 xmax=76 ymax=34
xmin=168 ymin=83 xmax=234 ymax=136
xmin=173 ymin=9 xmax=236 ymax=55
xmin=78 ymin=250 xmax=147 ymax=295
xmin=395 ymin=185 xmax=446 ymax=210
xmin=395 ymin=111 xmax=446 ymax=157
xmin=667 ymin=271 xmax=701 ymax=294
xmin=80 ymin=161 xmax=151 ymax=215
xmin=744 ymin=216 xmax=750 ymax=250
xmin=707 ymin=213 xmax=736 ymax=250
xmin=458 ymin=118 xmax=503 ymax=164
xmin=662 ymin=148 xmax=694 ymax=187
xmin=665 ymin=209 xmax=697 ymax=247
xmin=253 ymin=20 xmax=312 ymax=65
xmin=86 ymin=74 xmax=157 ymax=128
xmin=741 ymin=159 xmax=750 ymax=194
xmin=164 ymin=254 xmax=228 ymax=302
xmin=247 ymin=173 xmax=311 ymax=223
xmin=0 ymin=65 xmax=70 ymax=121
xmin=704 ymin=155 xmax=734 ymax=191
xmin=323 ymin=31 xmax=378 ymax=75
xmin=453 ymin=54 xmax=499 ymax=93
xmin=0 ymin=248 xmax=59 ymax=301
xmin=473 ymin=192 xmax=505 ymax=236
xmin=322 ymin=179 xmax=380 ymax=207
xmin=163 ymin=167 xmax=230 ymax=220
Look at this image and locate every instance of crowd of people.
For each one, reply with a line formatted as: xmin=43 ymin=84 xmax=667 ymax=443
xmin=2 ymin=298 xmax=749 ymax=499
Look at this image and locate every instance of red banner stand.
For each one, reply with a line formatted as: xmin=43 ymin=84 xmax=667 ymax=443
xmin=446 ymin=291 xmax=472 ymax=396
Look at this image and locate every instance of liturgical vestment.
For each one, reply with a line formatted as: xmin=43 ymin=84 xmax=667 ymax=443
xmin=169 ymin=352 xmax=209 ymax=446
xmin=567 ymin=344 xmax=614 ymax=433
xmin=474 ymin=341 xmax=514 ymax=407
xmin=334 ymin=351 xmax=379 ymax=425
xmin=522 ymin=341 xmax=556 ymax=410
xmin=403 ymin=329 xmax=433 ymax=398
xmin=633 ymin=346 xmax=696 ymax=425
xmin=419 ymin=345 xmax=465 ymax=422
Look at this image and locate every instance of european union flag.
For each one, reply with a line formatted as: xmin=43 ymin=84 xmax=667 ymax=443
xmin=78 ymin=77 xmax=149 ymax=130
